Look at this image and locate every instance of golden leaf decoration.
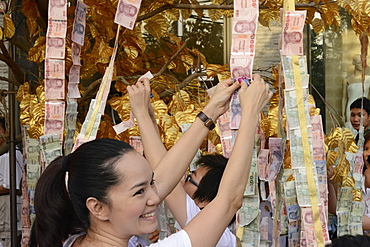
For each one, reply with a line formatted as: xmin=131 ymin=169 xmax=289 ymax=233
xmin=263 ymin=0 xmax=283 ymax=10
xmin=144 ymin=15 xmax=169 ymax=40
xmin=259 ymin=9 xmax=280 ymax=28
xmin=190 ymin=48 xmax=208 ymax=68
xmin=309 ymin=106 xmax=321 ymax=116
xmin=326 ymin=150 xmax=338 ymax=168
xmin=352 ymin=189 xmax=362 ymax=201
xmin=164 ymin=8 xmax=180 ymax=21
xmin=208 ymin=9 xmax=222 ymax=22
xmin=210 ymin=0 xmax=224 ymax=4
xmin=206 ymin=64 xmax=229 ymax=78
xmin=286 ymin=174 xmax=295 ymax=181
xmin=308 ymin=94 xmax=316 ymax=105
xmin=0 ymin=27 xmax=3 ymax=40
xmin=26 ymin=18 xmax=39 ymax=38
xmin=175 ymin=105 xmax=197 ymax=126
xmin=342 ymin=128 xmax=358 ymax=153
xmin=342 ymin=176 xmax=355 ymax=188
xmin=190 ymin=0 xmax=203 ymax=18
xmin=27 ymin=36 xmax=46 ymax=63
xmin=3 ymin=13 xmax=15 ymax=39
xmin=180 ymin=8 xmax=192 ymax=20
xmin=181 ymin=54 xmax=193 ymax=72
xmin=124 ymin=45 xmax=139 ymax=60
xmin=222 ymin=9 xmax=234 ymax=18
xmin=110 ymin=94 xmax=131 ymax=121
xmin=96 ymin=114 xmax=117 ymax=139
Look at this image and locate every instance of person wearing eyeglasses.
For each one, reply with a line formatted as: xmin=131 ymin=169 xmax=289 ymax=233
xmin=129 ymin=79 xmax=240 ymax=247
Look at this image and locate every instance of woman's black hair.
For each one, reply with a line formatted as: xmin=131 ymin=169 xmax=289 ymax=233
xmin=29 ymin=138 xmax=134 ymax=246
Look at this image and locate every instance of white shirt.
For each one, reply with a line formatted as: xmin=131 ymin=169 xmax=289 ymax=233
xmin=0 ymin=150 xmax=23 ymax=190
xmin=175 ymin=194 xmax=236 ymax=247
xmin=363 ymin=187 xmax=370 ymax=217
xmin=63 ymin=230 xmax=191 ymax=247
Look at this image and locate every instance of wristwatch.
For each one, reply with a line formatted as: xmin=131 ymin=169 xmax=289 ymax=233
xmin=197 ymin=111 xmax=216 ymax=130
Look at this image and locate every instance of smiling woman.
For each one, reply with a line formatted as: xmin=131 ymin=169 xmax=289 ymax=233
xmin=29 ymin=74 xmax=272 ymax=247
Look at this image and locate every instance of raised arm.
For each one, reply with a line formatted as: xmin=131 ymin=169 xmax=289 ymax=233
xmin=183 ymin=74 xmax=272 ymax=247
xmin=127 ymin=77 xmax=240 ymax=202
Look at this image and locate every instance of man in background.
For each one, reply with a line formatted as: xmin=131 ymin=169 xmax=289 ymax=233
xmin=0 ymin=117 xmax=23 ymax=247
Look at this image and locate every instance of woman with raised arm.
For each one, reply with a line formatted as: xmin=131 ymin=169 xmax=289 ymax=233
xmin=29 ymin=75 xmax=272 ymax=247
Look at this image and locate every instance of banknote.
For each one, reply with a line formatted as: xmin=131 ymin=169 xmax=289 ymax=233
xmin=45 ymin=78 xmax=65 ymax=100
xmin=66 ymin=98 xmax=78 ymax=112
xmin=44 ymin=100 xmax=65 ymax=142
xmin=69 ymin=65 xmax=81 ymax=83
xmin=266 ymin=138 xmax=283 ymax=181
xmin=129 ymin=136 xmax=143 ymax=155
xmin=114 ymin=0 xmax=142 ymax=30
xmin=315 ymin=160 xmax=326 ymax=176
xmin=65 ymin=112 xmax=78 ymax=129
xmin=46 ymin=19 xmax=67 ymax=37
xmin=71 ymin=43 xmax=81 ymax=65
xmin=257 ymin=149 xmax=269 ymax=180
xmin=26 ymin=164 xmax=40 ymax=189
xmin=241 ymin=228 xmax=260 ymax=246
xmin=260 ymin=217 xmax=269 ymax=241
xmin=337 ymin=211 xmax=349 ymax=225
xmin=269 ymin=180 xmax=277 ymax=208
xmin=45 ymin=59 xmax=65 ymax=79
xmin=238 ymin=196 xmax=259 ymax=226
xmin=44 ymin=148 xmax=62 ymax=165
xmin=353 ymin=151 xmax=364 ymax=174
xmin=230 ymin=90 xmax=241 ymax=129
xmin=39 ymin=133 xmax=61 ymax=150
xmin=48 ymin=0 xmax=67 ymax=19
xmin=68 ymin=83 xmax=81 ymax=98
xmin=21 ymin=228 xmax=31 ymax=246
xmin=217 ymin=110 xmax=232 ymax=158
xmin=71 ymin=0 xmax=88 ymax=45
xmin=281 ymin=11 xmax=306 ymax=55
xmin=288 ymin=221 xmax=300 ymax=247
xmin=244 ymin=149 xmax=257 ymax=196
xmin=310 ymin=115 xmax=324 ymax=134
xmin=349 ymin=223 xmax=362 ymax=236
xmin=287 ymin=205 xmax=300 ymax=222
xmin=312 ymin=132 xmax=325 ymax=161
xmin=231 ymin=33 xmax=256 ymax=55
xmin=234 ymin=0 xmax=259 ymax=15
xmin=230 ymin=55 xmax=254 ymax=80
xmin=113 ymin=118 xmax=135 ymax=135
xmin=350 ymin=201 xmax=364 ymax=216
xmin=207 ymin=140 xmax=217 ymax=154
xmin=284 ymin=180 xmax=298 ymax=206
xmin=45 ymin=37 xmax=65 ymax=59
xmin=294 ymin=168 xmax=315 ymax=206
xmin=337 ymin=224 xmax=348 ymax=237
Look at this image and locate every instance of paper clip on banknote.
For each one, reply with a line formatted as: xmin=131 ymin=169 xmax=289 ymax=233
xmin=237 ymin=76 xmax=250 ymax=86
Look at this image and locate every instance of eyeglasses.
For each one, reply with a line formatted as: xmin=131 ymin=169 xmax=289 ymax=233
xmin=185 ymin=173 xmax=199 ymax=187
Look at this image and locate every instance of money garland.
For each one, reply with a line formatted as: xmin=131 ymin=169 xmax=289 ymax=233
xmin=73 ymin=0 xmax=142 ymax=150
xmin=333 ymin=130 xmax=364 ymax=236
xmin=279 ymin=6 xmax=331 ymax=246
xmin=229 ymin=0 xmax=260 ymax=245
xmin=64 ymin=0 xmax=88 ymax=155
xmin=43 ymin=0 xmax=67 ymax=147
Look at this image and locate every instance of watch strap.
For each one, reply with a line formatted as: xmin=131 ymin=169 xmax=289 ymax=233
xmin=197 ymin=111 xmax=215 ymax=130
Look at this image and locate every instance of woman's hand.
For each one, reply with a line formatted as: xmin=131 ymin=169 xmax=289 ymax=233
xmin=239 ymin=74 xmax=272 ymax=115
xmin=203 ymin=78 xmax=241 ymax=120
xmin=127 ymin=77 xmax=151 ymax=118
